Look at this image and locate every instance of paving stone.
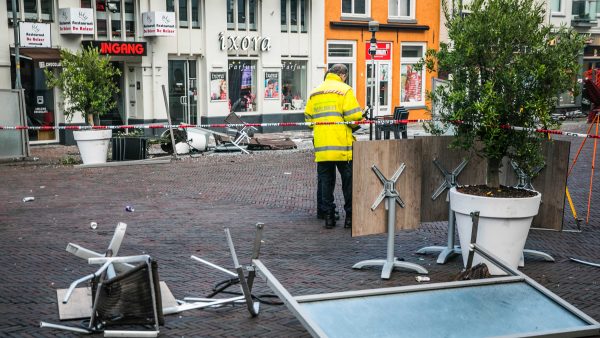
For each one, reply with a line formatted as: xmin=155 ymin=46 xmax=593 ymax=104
xmin=0 ymin=120 xmax=598 ymax=337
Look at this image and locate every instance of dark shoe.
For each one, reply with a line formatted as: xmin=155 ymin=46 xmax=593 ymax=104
xmin=344 ymin=217 xmax=352 ymax=229
xmin=325 ymin=214 xmax=336 ymax=229
xmin=318 ymin=210 xmax=340 ymax=220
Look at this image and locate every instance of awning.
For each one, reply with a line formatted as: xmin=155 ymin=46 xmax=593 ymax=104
xmin=11 ymin=48 xmax=61 ymax=68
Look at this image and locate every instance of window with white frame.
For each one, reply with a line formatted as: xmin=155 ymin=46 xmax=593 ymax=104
xmin=166 ymin=0 xmax=202 ymax=28
xmin=81 ymin=0 xmax=135 ymax=40
xmin=281 ymin=0 xmax=308 ymax=33
xmin=341 ymin=0 xmax=368 ymax=16
xmin=227 ymin=0 xmax=257 ymax=31
xmin=6 ymin=0 xmax=53 ymax=22
xmin=281 ymin=60 xmax=308 ymax=110
xmin=400 ymin=43 xmax=425 ymax=106
xmin=550 ymin=0 xmax=562 ymax=14
xmin=228 ymin=60 xmax=258 ymax=113
xmin=327 ymin=41 xmax=356 ymax=89
xmin=389 ymin=0 xmax=414 ymax=19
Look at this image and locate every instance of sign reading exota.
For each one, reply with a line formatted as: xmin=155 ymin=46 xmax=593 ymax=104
xmin=142 ymin=11 xmax=176 ymax=37
xmin=365 ymin=42 xmax=392 ymax=61
xmin=58 ymin=8 xmax=94 ymax=35
xmin=19 ymin=22 xmax=51 ymax=48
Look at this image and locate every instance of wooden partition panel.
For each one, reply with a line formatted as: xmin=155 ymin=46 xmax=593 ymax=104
xmin=352 ymin=139 xmax=422 ymax=237
xmin=500 ymin=139 xmax=570 ymax=230
xmin=419 ymin=136 xmax=487 ymax=222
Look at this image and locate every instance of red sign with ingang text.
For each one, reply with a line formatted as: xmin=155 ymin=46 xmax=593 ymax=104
xmin=84 ymin=41 xmax=147 ymax=56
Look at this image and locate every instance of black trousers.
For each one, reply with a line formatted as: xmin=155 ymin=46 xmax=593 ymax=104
xmin=317 ymin=161 xmax=352 ymax=217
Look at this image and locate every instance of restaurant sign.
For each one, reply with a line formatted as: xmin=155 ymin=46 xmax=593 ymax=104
xmin=20 ymin=22 xmax=51 ymax=48
xmin=142 ymin=11 xmax=176 ymax=37
xmin=58 ymin=8 xmax=94 ymax=35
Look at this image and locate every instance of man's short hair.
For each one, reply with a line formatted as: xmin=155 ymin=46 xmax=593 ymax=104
xmin=328 ymin=64 xmax=348 ymax=76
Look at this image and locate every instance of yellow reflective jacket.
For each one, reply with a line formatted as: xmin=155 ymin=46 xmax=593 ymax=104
xmin=305 ymin=73 xmax=363 ymax=162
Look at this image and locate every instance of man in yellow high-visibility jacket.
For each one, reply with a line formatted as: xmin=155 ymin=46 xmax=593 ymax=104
xmin=305 ymin=64 xmax=364 ymax=229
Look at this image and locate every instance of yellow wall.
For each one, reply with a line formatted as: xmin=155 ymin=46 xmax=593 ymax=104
xmin=324 ymin=0 xmax=440 ymax=120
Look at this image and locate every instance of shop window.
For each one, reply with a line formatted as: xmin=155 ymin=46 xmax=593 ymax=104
xmin=6 ymin=0 xmax=53 ymax=22
xmin=228 ymin=60 xmax=257 ymax=113
xmin=281 ymin=0 xmax=308 ymax=33
xmin=341 ymin=0 xmax=368 ymax=16
xmin=400 ymin=44 xmax=425 ymax=106
xmin=281 ymin=60 xmax=307 ymax=111
xmin=327 ymin=41 xmax=356 ymax=89
xmin=389 ymin=0 xmax=414 ymax=19
xmin=227 ymin=0 xmax=257 ymax=31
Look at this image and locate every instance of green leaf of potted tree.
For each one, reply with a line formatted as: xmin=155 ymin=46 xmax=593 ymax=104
xmin=45 ymin=47 xmax=121 ymax=165
xmin=422 ymin=0 xmax=585 ymax=274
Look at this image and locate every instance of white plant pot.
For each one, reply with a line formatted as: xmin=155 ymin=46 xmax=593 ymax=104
xmin=450 ymin=187 xmax=541 ymax=276
xmin=73 ymin=129 xmax=112 ymax=165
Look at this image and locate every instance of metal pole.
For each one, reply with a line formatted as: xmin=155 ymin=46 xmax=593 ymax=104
xmin=386 ymin=198 xmax=396 ymax=264
xmin=369 ymin=31 xmax=377 ymax=140
xmin=11 ymin=0 xmax=21 ymax=89
xmin=161 ymin=84 xmax=179 ymax=159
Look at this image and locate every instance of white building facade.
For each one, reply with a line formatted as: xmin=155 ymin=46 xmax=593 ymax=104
xmin=1 ymin=0 xmax=325 ymax=144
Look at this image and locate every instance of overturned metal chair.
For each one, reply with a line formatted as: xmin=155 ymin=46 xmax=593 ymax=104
xmin=163 ymin=224 xmax=262 ymax=317
xmin=40 ymin=222 xmax=173 ymax=337
xmin=41 ymin=254 xmax=163 ymax=337
xmin=215 ymin=112 xmax=257 ymax=154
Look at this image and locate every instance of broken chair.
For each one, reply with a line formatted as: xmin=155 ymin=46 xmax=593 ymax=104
xmin=40 ymin=222 xmax=177 ymax=337
xmin=216 ymin=112 xmax=257 ymax=154
xmin=41 ymin=255 xmax=164 ymax=337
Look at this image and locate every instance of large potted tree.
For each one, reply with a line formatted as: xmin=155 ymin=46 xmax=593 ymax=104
xmin=45 ymin=47 xmax=121 ymax=165
xmin=422 ymin=0 xmax=585 ymax=274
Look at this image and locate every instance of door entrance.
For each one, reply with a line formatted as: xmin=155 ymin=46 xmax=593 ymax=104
xmin=100 ymin=62 xmax=125 ymax=126
xmin=168 ymin=60 xmax=197 ymax=125
xmin=366 ymin=61 xmax=391 ymax=117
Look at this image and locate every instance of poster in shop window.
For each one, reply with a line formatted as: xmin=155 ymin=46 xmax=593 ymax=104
xmin=210 ymin=72 xmax=227 ymax=102
xmin=264 ymin=72 xmax=280 ymax=99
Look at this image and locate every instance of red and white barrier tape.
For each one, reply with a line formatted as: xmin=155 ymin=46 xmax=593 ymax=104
xmin=0 ymin=119 xmax=425 ymax=131
xmin=1 ymin=119 xmax=599 ymax=139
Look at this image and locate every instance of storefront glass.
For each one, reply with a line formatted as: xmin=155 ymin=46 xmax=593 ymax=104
xmin=281 ymin=60 xmax=307 ymax=110
xmin=13 ymin=58 xmax=56 ymax=142
xmin=228 ymin=60 xmax=257 ymax=113
xmin=168 ymin=60 xmax=198 ymax=124
xmin=400 ymin=44 xmax=424 ymax=105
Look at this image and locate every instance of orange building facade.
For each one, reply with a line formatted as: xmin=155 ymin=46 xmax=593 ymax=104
xmin=324 ymin=0 xmax=440 ymax=120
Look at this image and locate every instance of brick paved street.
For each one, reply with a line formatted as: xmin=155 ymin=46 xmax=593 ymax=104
xmin=0 ymin=120 xmax=599 ymax=337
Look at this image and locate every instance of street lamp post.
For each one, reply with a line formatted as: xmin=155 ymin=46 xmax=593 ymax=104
xmin=368 ymin=21 xmax=379 ymax=140
xmin=11 ymin=0 xmax=21 ymax=90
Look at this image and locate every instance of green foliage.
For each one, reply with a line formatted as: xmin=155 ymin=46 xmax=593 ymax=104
xmin=60 ymin=155 xmax=80 ymax=165
xmin=114 ymin=128 xmax=145 ymax=137
xmin=45 ymin=47 xmax=120 ymax=126
xmin=422 ymin=0 xmax=585 ymax=187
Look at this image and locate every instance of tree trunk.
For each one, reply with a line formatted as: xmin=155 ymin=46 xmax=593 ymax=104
xmin=487 ymin=157 xmax=501 ymax=188
xmin=87 ymin=113 xmax=95 ymax=126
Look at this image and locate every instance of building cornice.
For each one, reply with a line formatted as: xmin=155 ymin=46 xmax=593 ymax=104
xmin=329 ymin=21 xmax=429 ymax=31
